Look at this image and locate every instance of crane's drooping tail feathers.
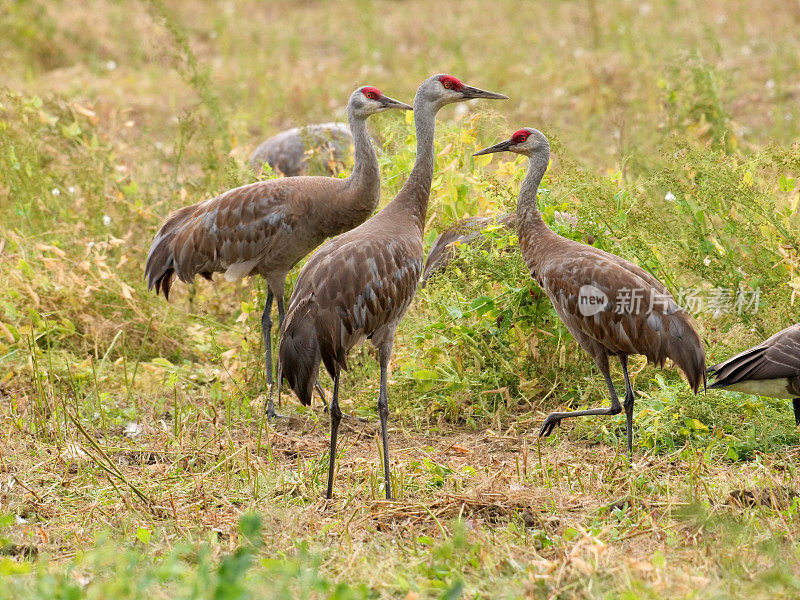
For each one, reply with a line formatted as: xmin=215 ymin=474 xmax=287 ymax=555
xmin=278 ymin=297 xmax=322 ymax=406
xmin=664 ymin=322 xmax=707 ymax=394
xmin=145 ymin=232 xmax=176 ymax=299
xmin=145 ymin=205 xmax=207 ymax=300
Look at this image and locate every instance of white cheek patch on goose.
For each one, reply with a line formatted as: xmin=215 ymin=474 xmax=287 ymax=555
xmin=725 ymin=378 xmax=794 ymax=398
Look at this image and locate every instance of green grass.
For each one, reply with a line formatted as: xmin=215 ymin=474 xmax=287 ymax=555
xmin=2 ymin=0 xmax=800 ymax=598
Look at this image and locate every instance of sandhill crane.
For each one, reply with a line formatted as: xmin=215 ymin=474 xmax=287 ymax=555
xmin=422 ymin=211 xmax=594 ymax=284
xmin=278 ymin=74 xmax=508 ymax=499
xmin=145 ymin=87 xmax=412 ymax=405
xmin=474 ymin=128 xmax=706 ymax=455
xmin=250 ymin=122 xmax=353 ymax=177
xmin=422 ymin=212 xmax=517 ymax=284
xmin=708 ymin=324 xmax=800 ymax=425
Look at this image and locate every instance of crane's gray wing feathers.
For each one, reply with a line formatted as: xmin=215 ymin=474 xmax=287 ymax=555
xmin=288 ymin=235 xmax=422 ymax=376
xmin=279 ymin=229 xmax=422 ymax=406
xmin=145 ymin=178 xmax=337 ymax=297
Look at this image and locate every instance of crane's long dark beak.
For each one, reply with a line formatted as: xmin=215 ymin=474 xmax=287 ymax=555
xmin=460 ymin=85 xmax=509 ymax=100
xmin=380 ymin=95 xmax=414 ymax=111
xmin=473 ymin=138 xmax=514 ymax=156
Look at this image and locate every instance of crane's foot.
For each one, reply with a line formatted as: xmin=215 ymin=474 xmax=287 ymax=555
xmin=265 ymin=406 xmax=284 ymax=420
xmin=264 ymin=398 xmax=285 ymax=420
xmin=538 ymin=414 xmax=562 ymax=438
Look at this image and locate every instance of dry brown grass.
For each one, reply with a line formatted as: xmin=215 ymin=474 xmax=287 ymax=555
xmin=3 ymin=396 xmax=800 ymax=596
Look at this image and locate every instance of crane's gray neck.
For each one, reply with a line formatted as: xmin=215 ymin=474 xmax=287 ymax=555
xmin=389 ymin=98 xmax=437 ymax=232
xmin=517 ymin=151 xmax=550 ymax=230
xmin=345 ymin=107 xmax=379 ymax=192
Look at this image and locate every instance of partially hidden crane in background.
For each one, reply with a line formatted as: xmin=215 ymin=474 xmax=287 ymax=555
xmin=474 ymin=128 xmax=706 ymax=455
xmin=422 ymin=211 xmax=594 ymax=285
xmin=250 ymin=122 xmax=353 ymax=177
xmin=145 ymin=87 xmax=412 ymax=406
xmin=278 ymin=74 xmax=508 ymax=500
xmin=421 ymin=212 xmax=517 ymax=284
xmin=709 ymin=323 xmax=800 ymax=424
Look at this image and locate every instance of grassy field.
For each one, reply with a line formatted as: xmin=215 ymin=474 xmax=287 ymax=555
xmin=2 ymin=0 xmax=800 ymax=597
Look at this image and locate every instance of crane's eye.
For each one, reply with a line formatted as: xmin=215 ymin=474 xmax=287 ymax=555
xmin=365 ymin=92 xmax=374 ymax=99
xmin=514 ymin=134 xmax=528 ymax=143
xmin=439 ymin=75 xmax=463 ymax=91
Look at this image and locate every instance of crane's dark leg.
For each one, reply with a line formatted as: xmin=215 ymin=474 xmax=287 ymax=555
xmin=264 ymin=291 xmax=286 ymax=420
xmin=620 ymin=355 xmax=635 ymax=456
xmin=378 ymin=345 xmax=393 ymax=500
xmin=261 ymin=290 xmax=275 ymax=386
xmin=793 ymin=398 xmax=800 ymax=427
xmin=276 ymin=292 xmax=286 ymax=329
xmin=273 ymin=293 xmax=286 ymax=410
xmin=539 ymin=353 xmax=622 ymax=438
xmin=262 ymin=290 xmax=283 ymax=420
xmin=325 ymin=371 xmax=342 ymax=500
xmin=318 ymin=385 xmax=366 ymax=421
xmin=264 ymin=366 xmax=283 ymax=422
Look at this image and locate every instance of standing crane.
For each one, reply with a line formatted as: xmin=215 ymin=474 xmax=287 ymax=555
xmin=277 ymin=74 xmax=507 ymax=499
xmin=249 ymin=122 xmax=353 ymax=177
xmin=474 ymin=128 xmax=706 ymax=455
xmin=708 ymin=324 xmax=800 ymax=425
xmin=145 ymin=87 xmax=412 ymax=406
